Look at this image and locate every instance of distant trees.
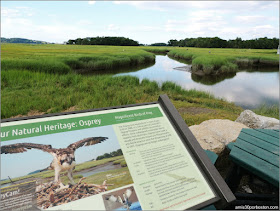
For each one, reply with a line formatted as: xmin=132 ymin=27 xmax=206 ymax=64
xmin=227 ymin=37 xmax=279 ymax=49
xmin=167 ymin=37 xmax=279 ymax=49
xmin=150 ymin=43 xmax=167 ymax=46
xmin=168 ymin=39 xmax=179 ymax=47
xmin=67 ymin=36 xmax=139 ymax=46
xmin=1 ymin=37 xmax=49 ymax=44
xmin=96 ymin=149 xmax=123 ymax=160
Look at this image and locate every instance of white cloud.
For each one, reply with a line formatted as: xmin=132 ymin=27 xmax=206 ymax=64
xmin=1 ymin=8 xmax=20 ymax=18
xmin=165 ymin=10 xmax=227 ymax=37
xmin=125 ymin=25 xmax=162 ymax=32
xmin=113 ymin=1 xmax=279 ymax=40
xmin=165 ymin=13 xmax=279 ymax=40
xmin=250 ymin=25 xmax=278 ymax=38
xmin=1 ymin=16 xmax=96 ymax=43
xmin=216 ymin=25 xmax=278 ymax=40
xmin=234 ymin=15 xmax=269 ymax=24
xmin=113 ymin=1 xmax=278 ymax=12
xmin=107 ymin=24 xmax=120 ymax=31
xmin=48 ymin=14 xmax=57 ymax=18
xmin=1 ymin=1 xmax=278 ymax=44
xmin=88 ymin=1 xmax=96 ymax=5
xmin=113 ymin=1 xmax=167 ymax=11
xmin=137 ymin=25 xmax=161 ymax=32
xmin=76 ymin=20 xmax=94 ymax=25
xmin=1 ymin=6 xmax=34 ymax=18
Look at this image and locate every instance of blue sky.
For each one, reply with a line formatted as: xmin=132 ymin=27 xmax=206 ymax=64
xmin=1 ymin=1 xmax=279 ymax=44
xmin=1 ymin=125 xmax=120 ymax=179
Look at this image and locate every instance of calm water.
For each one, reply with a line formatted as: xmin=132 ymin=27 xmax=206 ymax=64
xmin=115 ymin=55 xmax=279 ymax=109
xmin=78 ymin=162 xmax=122 ymax=178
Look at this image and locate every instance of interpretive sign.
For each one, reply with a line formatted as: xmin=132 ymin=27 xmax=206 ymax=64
xmin=0 ymin=181 xmax=39 ymax=211
xmin=1 ymin=95 xmax=235 ymax=210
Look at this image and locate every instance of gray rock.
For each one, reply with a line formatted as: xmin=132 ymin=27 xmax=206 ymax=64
xmin=189 ymin=119 xmax=248 ymax=154
xmin=266 ymin=125 xmax=279 ymax=130
xmin=236 ymin=110 xmax=279 ymax=129
xmin=173 ymin=65 xmax=192 ymax=72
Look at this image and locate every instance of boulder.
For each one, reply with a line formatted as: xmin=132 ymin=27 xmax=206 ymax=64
xmin=189 ymin=119 xmax=248 ymax=154
xmin=235 ymin=110 xmax=279 ymax=129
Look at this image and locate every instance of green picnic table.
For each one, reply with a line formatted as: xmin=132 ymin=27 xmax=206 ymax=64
xmin=229 ymin=128 xmax=279 ymax=187
xmin=224 ymin=129 xmax=279 ymax=208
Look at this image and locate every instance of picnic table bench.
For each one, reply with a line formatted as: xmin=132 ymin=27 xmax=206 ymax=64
xmin=225 ymin=128 xmax=279 ymax=207
xmin=228 ymin=128 xmax=279 ymax=187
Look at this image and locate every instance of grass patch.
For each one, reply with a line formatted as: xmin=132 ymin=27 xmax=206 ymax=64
xmin=113 ymin=159 xmax=124 ymax=165
xmin=154 ymin=47 xmax=278 ymax=74
xmin=120 ymin=160 xmax=127 ymax=167
xmin=1 ymin=44 xmax=253 ymax=126
xmin=1 ymin=59 xmax=71 ymax=74
xmin=112 ymin=159 xmax=127 ymax=167
xmin=81 ymin=167 xmax=133 ymax=190
xmin=1 ymin=44 xmax=155 ymax=74
xmin=1 ymin=69 xmax=243 ymax=125
xmin=253 ymin=104 xmax=279 ymax=119
xmin=143 ymin=48 xmax=170 ymax=54
xmin=2 ymin=44 xmax=278 ymax=75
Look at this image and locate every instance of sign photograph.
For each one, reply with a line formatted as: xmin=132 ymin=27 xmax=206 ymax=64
xmin=1 ymin=96 xmax=234 ymax=210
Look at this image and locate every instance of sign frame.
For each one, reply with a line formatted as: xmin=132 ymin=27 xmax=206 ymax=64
xmin=1 ymin=94 xmax=235 ymax=210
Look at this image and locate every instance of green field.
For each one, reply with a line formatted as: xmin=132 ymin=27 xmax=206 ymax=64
xmin=69 ymin=167 xmax=133 ymax=191
xmin=1 ymin=44 xmax=155 ymax=74
xmin=1 ymin=44 xmax=278 ymax=121
xmin=2 ymin=44 xmax=278 ymax=74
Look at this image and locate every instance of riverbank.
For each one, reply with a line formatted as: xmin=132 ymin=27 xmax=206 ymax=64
xmin=2 ymin=69 xmax=243 ymax=124
xmin=2 ymin=44 xmax=278 ymax=75
xmin=1 ymin=44 xmax=278 ymax=121
xmin=1 ymin=44 xmax=155 ymax=74
xmin=144 ymin=47 xmax=279 ymax=75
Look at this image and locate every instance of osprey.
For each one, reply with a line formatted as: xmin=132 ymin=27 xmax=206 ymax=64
xmin=1 ymin=137 xmax=108 ymax=188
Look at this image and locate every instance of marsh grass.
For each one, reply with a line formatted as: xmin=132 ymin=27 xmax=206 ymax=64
xmin=2 ymin=44 xmax=277 ymax=75
xmin=64 ymin=54 xmax=154 ymax=72
xmin=253 ymin=104 xmax=279 ymax=119
xmin=77 ymin=167 xmax=133 ymax=190
xmin=1 ymin=68 xmax=243 ymax=125
xmin=3 ymin=43 xmax=276 ymax=125
xmin=113 ymin=159 xmax=125 ymax=165
xmin=143 ymin=48 xmax=170 ymax=54
xmin=160 ymin=47 xmax=278 ymax=74
xmin=1 ymin=44 xmax=155 ymax=74
xmin=1 ymin=59 xmax=71 ymax=74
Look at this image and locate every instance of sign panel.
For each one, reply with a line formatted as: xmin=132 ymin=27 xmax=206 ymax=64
xmin=0 ymin=181 xmax=38 ymax=211
xmin=1 ymin=95 xmax=233 ymax=210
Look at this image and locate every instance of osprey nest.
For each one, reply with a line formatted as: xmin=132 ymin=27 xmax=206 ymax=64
xmin=36 ymin=178 xmax=113 ymax=209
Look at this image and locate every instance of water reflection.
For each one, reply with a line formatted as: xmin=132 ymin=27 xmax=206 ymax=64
xmin=191 ymin=72 xmax=236 ymax=85
xmin=115 ymin=55 xmax=279 ymax=109
xmin=81 ymin=60 xmax=155 ymax=75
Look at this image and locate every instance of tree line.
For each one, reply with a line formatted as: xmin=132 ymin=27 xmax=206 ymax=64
xmin=1 ymin=37 xmax=50 ymax=44
xmin=166 ymin=37 xmax=279 ymax=49
xmin=67 ymin=36 xmax=139 ymax=46
xmin=96 ymin=149 xmax=123 ymax=160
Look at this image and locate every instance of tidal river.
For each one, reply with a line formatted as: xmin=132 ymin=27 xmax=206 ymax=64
xmin=115 ymin=55 xmax=279 ymax=109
